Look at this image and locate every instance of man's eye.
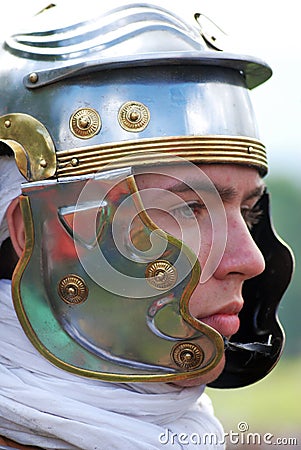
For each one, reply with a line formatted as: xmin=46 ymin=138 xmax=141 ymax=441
xmin=170 ymin=201 xmax=205 ymax=220
xmin=242 ymin=204 xmax=263 ymax=230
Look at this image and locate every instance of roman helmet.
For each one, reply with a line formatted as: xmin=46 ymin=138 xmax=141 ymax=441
xmin=0 ymin=2 xmax=294 ymax=387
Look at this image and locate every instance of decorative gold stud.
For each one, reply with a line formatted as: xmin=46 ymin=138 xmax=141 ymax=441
xmin=145 ymin=260 xmax=177 ymax=290
xmin=28 ymin=72 xmax=39 ymax=84
xmin=70 ymin=157 xmax=79 ymax=167
xmin=70 ymin=108 xmax=101 ymax=139
xmin=118 ymin=101 xmax=150 ymax=132
xmin=58 ymin=274 xmax=88 ymax=305
xmin=40 ymin=159 xmax=47 ymax=168
xmin=171 ymin=342 xmax=204 ymax=370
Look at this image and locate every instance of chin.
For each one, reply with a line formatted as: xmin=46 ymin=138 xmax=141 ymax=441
xmin=172 ymin=354 xmax=225 ymax=387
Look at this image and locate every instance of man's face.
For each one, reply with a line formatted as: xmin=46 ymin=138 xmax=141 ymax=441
xmin=135 ymin=163 xmax=266 ymax=385
xmin=14 ymin=161 xmax=266 ymax=385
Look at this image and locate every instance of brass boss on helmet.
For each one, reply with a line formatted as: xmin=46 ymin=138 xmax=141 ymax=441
xmin=0 ymin=3 xmax=294 ymax=387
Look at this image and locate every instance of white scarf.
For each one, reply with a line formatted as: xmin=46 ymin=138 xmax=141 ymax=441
xmin=0 ymin=279 xmax=224 ymax=449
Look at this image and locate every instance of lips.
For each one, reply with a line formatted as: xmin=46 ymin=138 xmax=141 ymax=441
xmin=200 ymin=314 xmax=240 ymax=337
xmin=197 ymin=301 xmax=244 ymax=337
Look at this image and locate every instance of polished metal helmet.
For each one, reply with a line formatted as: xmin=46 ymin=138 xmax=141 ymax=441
xmin=0 ymin=2 xmax=294 ymax=387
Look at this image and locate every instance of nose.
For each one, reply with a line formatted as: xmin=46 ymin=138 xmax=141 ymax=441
xmin=213 ymin=213 xmax=265 ymax=281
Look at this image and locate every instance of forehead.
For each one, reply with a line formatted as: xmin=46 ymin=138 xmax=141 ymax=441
xmin=135 ymin=163 xmax=263 ymax=192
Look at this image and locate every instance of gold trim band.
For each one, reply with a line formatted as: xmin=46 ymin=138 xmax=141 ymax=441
xmin=57 ymin=135 xmax=267 ymax=178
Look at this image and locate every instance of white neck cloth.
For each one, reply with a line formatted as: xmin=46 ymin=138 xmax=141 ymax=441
xmin=0 ymin=279 xmax=224 ymax=449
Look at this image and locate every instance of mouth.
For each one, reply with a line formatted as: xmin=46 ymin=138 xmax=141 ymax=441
xmin=197 ymin=301 xmax=244 ymax=338
xmin=200 ymin=313 xmax=240 ymax=338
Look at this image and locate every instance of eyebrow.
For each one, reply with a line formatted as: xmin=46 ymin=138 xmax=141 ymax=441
xmin=166 ymin=180 xmax=266 ymax=202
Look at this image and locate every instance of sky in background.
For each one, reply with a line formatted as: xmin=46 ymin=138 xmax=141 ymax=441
xmin=1 ymin=0 xmax=300 ymax=180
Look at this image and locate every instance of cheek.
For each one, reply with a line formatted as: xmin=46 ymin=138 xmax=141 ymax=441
xmin=188 ymin=276 xmax=220 ymax=319
xmin=190 ymin=220 xmax=213 ymax=269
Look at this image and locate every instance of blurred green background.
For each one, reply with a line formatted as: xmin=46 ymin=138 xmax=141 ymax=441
xmin=208 ymin=175 xmax=301 ymax=449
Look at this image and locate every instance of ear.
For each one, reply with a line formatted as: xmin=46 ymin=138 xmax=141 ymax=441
xmin=6 ymin=197 xmax=25 ymax=258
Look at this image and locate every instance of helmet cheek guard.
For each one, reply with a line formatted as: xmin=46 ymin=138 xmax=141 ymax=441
xmin=13 ymin=167 xmax=224 ymax=383
xmin=0 ymin=3 xmax=294 ymax=386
